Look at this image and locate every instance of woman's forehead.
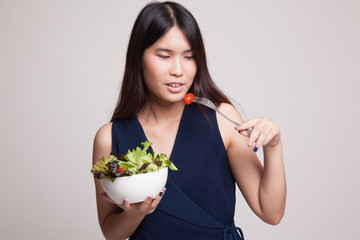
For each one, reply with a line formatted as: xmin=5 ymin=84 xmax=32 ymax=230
xmin=149 ymin=26 xmax=192 ymax=52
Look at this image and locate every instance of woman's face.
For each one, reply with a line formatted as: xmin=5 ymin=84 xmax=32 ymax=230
xmin=142 ymin=26 xmax=197 ymax=104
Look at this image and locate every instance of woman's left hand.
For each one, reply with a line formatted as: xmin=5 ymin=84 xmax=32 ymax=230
xmin=235 ymin=117 xmax=281 ymax=152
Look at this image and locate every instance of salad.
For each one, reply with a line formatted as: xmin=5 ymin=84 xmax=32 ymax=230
xmin=91 ymin=141 xmax=178 ymax=182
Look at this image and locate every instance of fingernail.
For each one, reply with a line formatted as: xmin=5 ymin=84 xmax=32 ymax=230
xmin=148 ymin=196 xmax=153 ymax=201
xmin=123 ymin=199 xmax=128 ymax=204
xmin=248 ymin=141 xmax=252 ymax=147
xmin=253 ymin=147 xmax=258 ymax=152
xmin=159 ymin=191 xmax=164 ymax=197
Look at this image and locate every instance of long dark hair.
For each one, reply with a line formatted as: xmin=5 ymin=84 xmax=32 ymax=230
xmin=111 ymin=1 xmax=231 ymax=121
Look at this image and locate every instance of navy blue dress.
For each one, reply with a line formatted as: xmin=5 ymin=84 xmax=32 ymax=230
xmin=112 ymin=104 xmax=244 ymax=240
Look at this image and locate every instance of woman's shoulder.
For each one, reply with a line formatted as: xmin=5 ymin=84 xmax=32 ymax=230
xmin=93 ymin=122 xmax=113 ymax=163
xmin=216 ymin=102 xmax=245 ymax=150
xmin=95 ymin=122 xmax=113 ymax=140
xmin=217 ymin=102 xmax=244 ymax=124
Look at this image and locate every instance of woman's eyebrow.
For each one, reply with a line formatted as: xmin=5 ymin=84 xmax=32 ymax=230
xmin=155 ymin=47 xmax=193 ymax=53
xmin=155 ymin=47 xmax=172 ymax=53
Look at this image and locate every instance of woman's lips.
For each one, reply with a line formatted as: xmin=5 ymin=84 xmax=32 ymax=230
xmin=168 ymin=83 xmax=182 ymax=88
xmin=166 ymin=83 xmax=184 ymax=93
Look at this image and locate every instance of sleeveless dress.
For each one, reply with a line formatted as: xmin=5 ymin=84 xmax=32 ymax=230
xmin=112 ymin=104 xmax=244 ymax=240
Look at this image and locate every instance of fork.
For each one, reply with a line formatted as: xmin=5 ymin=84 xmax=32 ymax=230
xmin=193 ymin=97 xmax=253 ymax=134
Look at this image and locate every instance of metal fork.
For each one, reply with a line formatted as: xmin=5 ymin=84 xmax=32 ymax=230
xmin=193 ymin=97 xmax=252 ymax=134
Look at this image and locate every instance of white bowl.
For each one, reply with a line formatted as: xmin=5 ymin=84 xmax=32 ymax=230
xmin=101 ymin=167 xmax=168 ymax=204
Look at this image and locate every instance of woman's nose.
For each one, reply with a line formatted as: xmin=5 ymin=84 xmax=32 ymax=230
xmin=170 ymin=58 xmax=183 ymax=77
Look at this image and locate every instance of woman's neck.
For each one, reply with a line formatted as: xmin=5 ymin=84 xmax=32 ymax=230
xmin=138 ymin=100 xmax=185 ymax=125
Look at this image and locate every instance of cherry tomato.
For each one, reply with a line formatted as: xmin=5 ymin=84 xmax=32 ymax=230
xmin=183 ymin=93 xmax=194 ymax=105
xmin=118 ymin=168 xmax=125 ymax=172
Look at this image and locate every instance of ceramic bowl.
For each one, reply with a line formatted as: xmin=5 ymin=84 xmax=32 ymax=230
xmin=101 ymin=167 xmax=168 ymax=204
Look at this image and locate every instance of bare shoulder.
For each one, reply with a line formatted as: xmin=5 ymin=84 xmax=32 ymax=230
xmin=216 ymin=102 xmax=246 ymax=150
xmin=93 ymin=122 xmax=113 ymax=164
xmin=95 ymin=122 xmax=113 ymax=141
xmin=217 ymin=102 xmax=245 ymax=124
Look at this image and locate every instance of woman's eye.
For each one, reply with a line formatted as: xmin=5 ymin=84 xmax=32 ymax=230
xmin=158 ymin=55 xmax=170 ymax=59
xmin=185 ymin=56 xmax=195 ymax=59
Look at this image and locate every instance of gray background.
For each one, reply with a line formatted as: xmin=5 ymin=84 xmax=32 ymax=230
xmin=1 ymin=0 xmax=359 ymax=239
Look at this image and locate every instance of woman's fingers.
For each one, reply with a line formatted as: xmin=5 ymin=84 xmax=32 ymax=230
xmin=235 ymin=117 xmax=280 ymax=151
xmin=248 ymin=118 xmax=266 ymax=148
xmin=237 ymin=130 xmax=250 ymax=137
xmin=138 ymin=195 xmax=154 ymax=212
xmin=140 ymin=188 xmax=166 ymax=213
xmin=101 ymin=192 xmax=132 ymax=210
xmin=235 ymin=118 xmax=259 ymax=133
xmin=263 ymin=125 xmax=281 ymax=147
xmin=120 ymin=198 xmax=131 ymax=210
xmin=254 ymin=125 xmax=272 ymax=150
xmin=150 ymin=188 xmax=166 ymax=209
xmin=108 ymin=188 xmax=167 ymax=215
xmin=144 ymin=188 xmax=166 ymax=214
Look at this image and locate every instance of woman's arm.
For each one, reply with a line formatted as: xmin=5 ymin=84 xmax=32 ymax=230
xmin=93 ymin=123 xmax=165 ymax=240
xmin=217 ymin=103 xmax=286 ymax=225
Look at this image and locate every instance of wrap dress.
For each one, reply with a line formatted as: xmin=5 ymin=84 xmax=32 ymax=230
xmin=112 ymin=104 xmax=244 ymax=240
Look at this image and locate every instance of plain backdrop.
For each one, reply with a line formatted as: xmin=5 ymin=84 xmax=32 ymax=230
xmin=1 ymin=0 xmax=359 ymax=239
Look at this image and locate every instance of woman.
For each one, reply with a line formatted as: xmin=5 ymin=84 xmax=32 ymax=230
xmin=92 ymin=1 xmax=286 ymax=239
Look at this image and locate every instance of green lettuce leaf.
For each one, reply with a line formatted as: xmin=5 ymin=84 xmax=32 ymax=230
xmin=91 ymin=141 xmax=178 ymax=180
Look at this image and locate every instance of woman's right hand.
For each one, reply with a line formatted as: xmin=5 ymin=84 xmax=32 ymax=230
xmin=101 ymin=188 xmax=166 ymax=217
